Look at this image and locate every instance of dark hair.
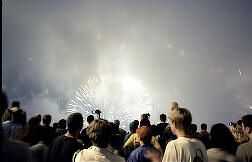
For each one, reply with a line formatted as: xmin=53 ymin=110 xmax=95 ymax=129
xmin=129 ymin=121 xmax=138 ymax=133
xmin=242 ymin=115 xmax=252 ymax=129
xmin=190 ymin=124 xmax=198 ymax=133
xmin=114 ymin=120 xmax=120 ymax=126
xmin=42 ymin=114 xmax=52 ymax=126
xmin=1 ymin=90 xmax=8 ymax=111
xmin=87 ymin=115 xmax=94 ymax=124
xmin=210 ymin=123 xmax=237 ymax=154
xmin=87 ymin=119 xmax=112 ymax=148
xmin=140 ymin=118 xmax=151 ymax=127
xmin=201 ymin=123 xmax=207 ymax=130
xmin=237 ymin=120 xmax=242 ymax=126
xmin=151 ymin=124 xmax=158 ymax=137
xmin=53 ymin=123 xmax=58 ymax=131
xmin=11 ymin=101 xmax=20 ymax=107
xmin=140 ymin=135 xmax=152 ymax=144
xmin=58 ymin=119 xmax=66 ymax=129
xmin=34 ymin=114 xmax=41 ymax=123
xmin=109 ymin=122 xmax=120 ymax=135
xmin=160 ymin=114 xmax=167 ymax=122
xmin=67 ymin=113 xmax=83 ymax=132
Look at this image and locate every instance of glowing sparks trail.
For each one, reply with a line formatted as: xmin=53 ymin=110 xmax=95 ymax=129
xmin=180 ymin=50 xmax=185 ymax=56
xmin=249 ymin=105 xmax=252 ymax=110
xmin=67 ymin=76 xmax=153 ymax=128
xmin=238 ymin=69 xmax=242 ymax=76
xmin=165 ymin=43 xmax=172 ymax=49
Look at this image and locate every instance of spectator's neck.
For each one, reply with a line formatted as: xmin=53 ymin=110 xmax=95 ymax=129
xmin=65 ymin=131 xmax=78 ymax=138
xmin=176 ymin=129 xmax=190 ymax=138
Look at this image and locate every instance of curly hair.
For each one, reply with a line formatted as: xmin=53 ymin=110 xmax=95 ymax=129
xmin=87 ymin=119 xmax=112 ymax=148
xmin=229 ymin=125 xmax=249 ymax=145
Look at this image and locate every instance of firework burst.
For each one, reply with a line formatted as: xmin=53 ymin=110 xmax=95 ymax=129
xmin=67 ymin=76 xmax=153 ymax=128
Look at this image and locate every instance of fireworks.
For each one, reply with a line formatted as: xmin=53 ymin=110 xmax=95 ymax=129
xmin=67 ymin=76 xmax=153 ymax=128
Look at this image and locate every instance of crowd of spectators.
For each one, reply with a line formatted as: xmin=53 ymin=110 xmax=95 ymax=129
xmin=1 ymin=90 xmax=252 ymax=162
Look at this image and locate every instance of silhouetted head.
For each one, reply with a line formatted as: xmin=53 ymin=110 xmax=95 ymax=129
xmin=190 ymin=124 xmax=198 ymax=133
xmin=1 ymin=90 xmax=8 ymax=118
xmin=160 ymin=114 xmax=167 ymax=122
xmin=210 ymin=123 xmax=236 ymax=154
xmin=87 ymin=115 xmax=94 ymax=124
xmin=201 ymin=123 xmax=207 ymax=131
xmin=42 ymin=114 xmax=52 ymax=126
xmin=140 ymin=118 xmax=151 ymax=127
xmin=11 ymin=101 xmax=20 ymax=108
xmin=67 ymin=113 xmax=83 ymax=133
xmin=129 ymin=121 xmax=138 ymax=133
xmin=58 ymin=119 xmax=66 ymax=129
xmin=114 ymin=119 xmax=120 ymax=127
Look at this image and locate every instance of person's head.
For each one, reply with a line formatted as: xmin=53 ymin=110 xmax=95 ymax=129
xmin=237 ymin=120 xmax=242 ymax=126
xmin=210 ymin=123 xmax=237 ymax=154
xmin=34 ymin=113 xmax=41 ymax=124
xmin=140 ymin=118 xmax=151 ymax=127
xmin=42 ymin=114 xmax=52 ymax=126
xmin=11 ymin=101 xmax=20 ymax=108
xmin=58 ymin=119 xmax=66 ymax=129
xmin=168 ymin=107 xmax=192 ymax=135
xmin=151 ymin=124 xmax=158 ymax=137
xmin=241 ymin=114 xmax=252 ymax=137
xmin=28 ymin=117 xmax=40 ymax=127
xmin=9 ymin=108 xmax=23 ymax=123
xmin=109 ymin=122 xmax=120 ymax=135
xmin=141 ymin=113 xmax=150 ymax=120
xmin=136 ymin=126 xmax=152 ymax=144
xmin=67 ymin=113 xmax=83 ymax=133
xmin=1 ymin=90 xmax=8 ymax=118
xmin=160 ymin=114 xmax=167 ymax=123
xmin=190 ymin=123 xmax=198 ymax=134
xmin=87 ymin=119 xmax=112 ymax=148
xmin=87 ymin=115 xmax=94 ymax=124
xmin=129 ymin=121 xmax=139 ymax=133
xmin=171 ymin=102 xmax=179 ymax=110
xmin=133 ymin=120 xmax=139 ymax=127
xmin=201 ymin=123 xmax=207 ymax=131
xmin=114 ymin=119 xmax=120 ymax=127
xmin=53 ymin=123 xmax=58 ymax=131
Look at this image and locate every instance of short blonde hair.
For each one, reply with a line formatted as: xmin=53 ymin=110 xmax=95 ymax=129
xmin=169 ymin=107 xmax=192 ymax=131
xmin=171 ymin=102 xmax=179 ymax=110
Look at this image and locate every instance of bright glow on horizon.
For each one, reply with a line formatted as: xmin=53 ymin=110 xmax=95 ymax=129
xmin=67 ymin=75 xmax=153 ymax=128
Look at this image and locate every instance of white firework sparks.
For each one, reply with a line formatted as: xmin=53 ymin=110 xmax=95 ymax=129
xmin=67 ymin=76 xmax=153 ymax=128
xmin=248 ymin=105 xmax=252 ymax=110
xmin=180 ymin=50 xmax=185 ymax=56
xmin=165 ymin=43 xmax=172 ymax=49
xmin=238 ymin=69 xmax=242 ymax=76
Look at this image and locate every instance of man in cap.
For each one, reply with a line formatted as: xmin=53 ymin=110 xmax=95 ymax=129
xmin=2 ymin=101 xmax=24 ymax=139
xmin=0 ymin=90 xmax=32 ymax=162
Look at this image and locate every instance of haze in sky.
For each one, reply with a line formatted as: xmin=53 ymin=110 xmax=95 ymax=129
xmin=2 ymin=0 xmax=252 ymax=128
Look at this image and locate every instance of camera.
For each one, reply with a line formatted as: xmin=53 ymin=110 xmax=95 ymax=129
xmin=141 ymin=113 xmax=150 ymax=120
xmin=92 ymin=109 xmax=101 ymax=119
xmin=229 ymin=122 xmax=237 ymax=127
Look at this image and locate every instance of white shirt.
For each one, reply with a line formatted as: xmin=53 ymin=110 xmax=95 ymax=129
xmin=162 ymin=137 xmax=208 ymax=162
xmin=207 ymin=148 xmax=237 ymax=162
xmin=73 ymin=146 xmax=125 ymax=162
